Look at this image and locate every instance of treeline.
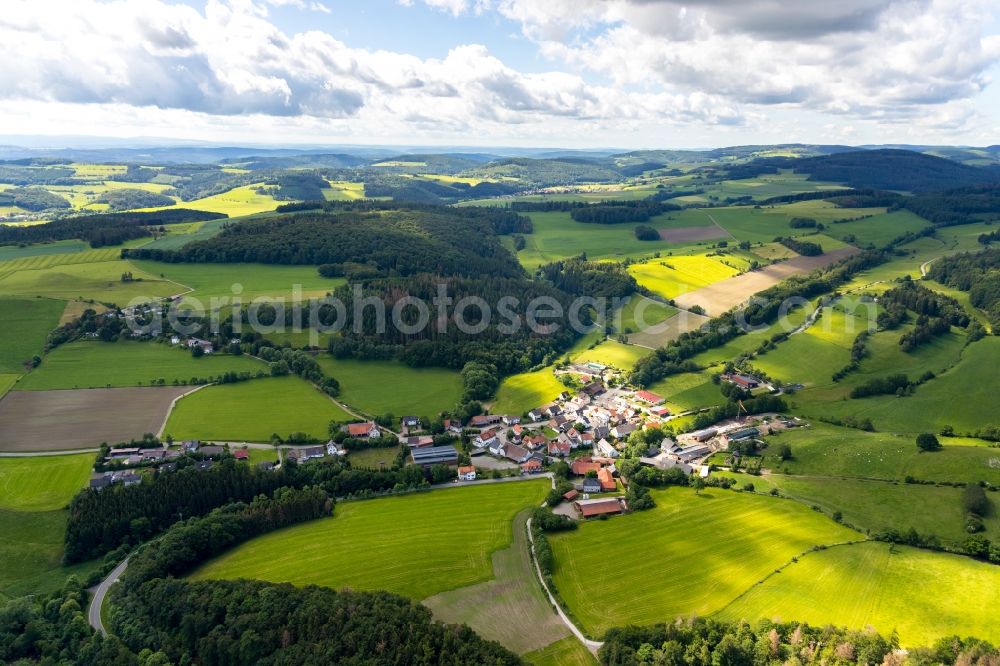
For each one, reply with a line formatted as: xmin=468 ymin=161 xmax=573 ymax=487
xmin=598 ymin=617 xmax=999 ymax=666
xmin=570 ymin=201 xmax=676 ymax=225
xmin=779 ymin=236 xmax=823 ymax=256
xmin=94 ymin=188 xmax=174 ymax=211
xmin=0 ymin=208 xmax=225 ymax=248
xmin=538 ymin=258 xmax=639 ymax=299
xmin=2 ymin=186 xmax=71 ymax=211
xmin=257 ymin=345 xmax=340 ymax=397
xmin=850 ymin=373 xmax=916 ymax=398
xmin=630 ymin=250 xmax=887 ymax=387
xmin=832 ymin=330 xmax=871 ymax=381
xmin=0 ymin=164 xmax=76 ymax=185
xmin=124 ymin=204 xmax=527 ymax=280
xmin=928 ymin=248 xmax=1000 ymax=331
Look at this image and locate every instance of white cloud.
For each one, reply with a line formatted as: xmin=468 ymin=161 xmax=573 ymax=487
xmin=0 ymin=0 xmax=996 ymax=146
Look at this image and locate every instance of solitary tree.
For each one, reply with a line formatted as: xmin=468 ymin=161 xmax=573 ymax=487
xmin=916 ymin=432 xmax=941 ymax=452
xmin=691 ymin=476 xmax=706 ymax=495
xmin=776 ymin=443 xmax=793 ymax=461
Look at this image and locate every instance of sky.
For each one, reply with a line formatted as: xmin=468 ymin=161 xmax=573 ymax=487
xmin=0 ymin=0 xmax=999 ymax=149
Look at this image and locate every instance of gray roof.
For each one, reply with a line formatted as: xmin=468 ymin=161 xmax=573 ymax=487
xmin=410 ymin=445 xmax=459 ymax=465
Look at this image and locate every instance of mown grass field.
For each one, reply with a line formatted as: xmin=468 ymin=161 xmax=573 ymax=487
xmin=0 ymin=454 xmax=93 ymax=512
xmin=648 ymin=370 xmax=726 ymax=413
xmin=718 ymin=542 xmax=1000 ymax=647
xmin=17 ymin=341 xmax=263 ymax=390
xmin=0 ymin=297 xmax=65 ymax=373
xmin=513 ymin=212 xmax=672 ymax=268
xmin=824 ymin=210 xmax=931 ymax=248
xmin=0 ymin=373 xmax=17 ymax=399
xmin=492 ymin=367 xmax=567 ymax=415
xmin=525 ymin=637 xmax=597 ymax=666
xmin=572 ymin=340 xmax=651 ymax=370
xmin=424 ymin=509 xmax=571 ymax=655
xmin=143 ymin=184 xmax=282 ymax=217
xmin=315 ymin=356 xmax=463 ymax=418
xmin=130 ymin=260 xmax=346 ymax=304
xmin=613 ymin=294 xmax=678 ymax=335
xmin=802 ymin=337 xmax=1000 ymax=436
xmin=669 ymin=173 xmax=850 ymax=204
xmin=0 ymin=240 xmax=88 ymax=262
xmin=0 ymin=259 xmax=176 ymax=303
xmin=700 ymin=201 xmax=886 ymax=244
xmin=163 ymin=376 xmax=352 ymax=442
xmin=192 ymin=480 xmax=550 ymax=600
xmin=761 ymin=422 xmax=1000 ymax=486
xmin=137 ymin=217 xmax=230 ymax=251
xmin=629 ymin=254 xmax=744 ymax=299
xmin=717 ymin=472 xmax=999 ymax=547
xmin=548 ymin=487 xmax=859 ymax=637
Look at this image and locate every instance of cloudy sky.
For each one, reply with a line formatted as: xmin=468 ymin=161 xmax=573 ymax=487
xmin=1 ymin=0 xmax=999 ymax=149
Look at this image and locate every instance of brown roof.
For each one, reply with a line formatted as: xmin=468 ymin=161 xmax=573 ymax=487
xmin=571 ymin=459 xmax=603 ymax=476
xmin=233 ymin=449 xmax=249 ymax=460
xmin=597 ymin=467 xmax=616 ymax=491
xmin=577 ymin=499 xmax=623 ymax=517
xmin=458 ymin=465 xmax=475 ymax=475
xmin=521 ymin=459 xmax=543 ymax=471
xmin=347 ymin=422 xmax=376 ymax=436
xmin=563 ymin=489 xmax=579 ymax=501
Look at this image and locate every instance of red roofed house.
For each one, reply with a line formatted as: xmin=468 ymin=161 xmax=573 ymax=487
xmin=597 ymin=467 xmax=617 ymax=492
xmin=563 ymin=489 xmax=579 ymax=502
xmin=635 ymin=390 xmax=665 ymax=405
xmin=570 ymin=457 xmax=604 ymax=476
xmin=233 ymin=449 xmax=249 ymax=461
xmin=730 ymin=374 xmax=761 ymax=389
xmin=521 ymin=458 xmax=543 ymax=474
xmin=548 ymin=439 xmax=571 ymax=457
xmin=347 ymin=422 xmax=382 ymax=438
xmin=457 ymin=465 xmax=477 ymax=481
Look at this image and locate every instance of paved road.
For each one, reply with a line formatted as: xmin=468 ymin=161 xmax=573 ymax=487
xmin=87 ymin=557 xmax=129 ymax=635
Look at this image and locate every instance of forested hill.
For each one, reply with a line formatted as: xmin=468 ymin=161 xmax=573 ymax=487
xmin=755 ymin=149 xmax=1000 ymax=192
xmin=125 ymin=203 xmax=530 ymax=280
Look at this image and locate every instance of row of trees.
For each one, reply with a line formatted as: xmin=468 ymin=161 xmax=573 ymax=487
xmin=0 ymin=208 xmax=225 ymax=248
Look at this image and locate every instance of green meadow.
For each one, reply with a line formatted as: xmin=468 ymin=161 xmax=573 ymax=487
xmin=525 ymin=638 xmax=597 ymax=666
xmin=0 ymin=374 xmax=17 ymax=399
xmin=572 ymin=340 xmax=651 ymax=370
xmin=17 ymin=341 xmax=263 ymax=390
xmin=191 ymin=480 xmax=549 ymax=600
xmin=0 ymin=454 xmax=93 ymax=512
xmin=718 ymin=542 xmax=1000 ymax=647
xmin=129 ymin=260 xmax=346 ymax=304
xmin=513 ymin=212 xmax=671 ymax=268
xmin=163 ymin=375 xmax=353 ymax=442
xmin=316 ymin=356 xmax=463 ymax=418
xmin=492 ymin=366 xmax=566 ymax=415
xmin=143 ymin=184 xmax=283 ymax=217
xmin=613 ymin=294 xmax=678 ymax=335
xmin=548 ymin=487 xmax=859 ymax=637
xmin=0 ymin=297 xmax=65 ymax=373
xmin=761 ymin=422 xmax=1000 ymax=486
xmin=0 ymin=259 xmax=176 ymax=303
xmin=802 ymin=337 xmax=1000 ymax=436
xmin=648 ymin=370 xmax=727 ymax=413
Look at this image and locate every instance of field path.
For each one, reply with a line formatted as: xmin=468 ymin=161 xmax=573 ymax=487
xmin=155 ymin=383 xmax=211 ymax=438
xmin=526 ymin=515 xmax=605 ymax=654
xmin=702 ymin=211 xmax=738 ymax=241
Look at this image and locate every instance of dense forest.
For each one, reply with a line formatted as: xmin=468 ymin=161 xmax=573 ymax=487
xmin=927 ymin=248 xmax=1000 ymax=330
xmin=779 ymin=236 xmax=823 ymax=256
xmin=598 ymin=618 xmax=998 ymax=666
xmin=124 ymin=204 xmax=527 ymax=280
xmin=1 ymin=186 xmax=72 ymax=210
xmin=0 ymin=208 xmax=226 ymax=247
xmin=94 ymin=188 xmax=174 ymax=210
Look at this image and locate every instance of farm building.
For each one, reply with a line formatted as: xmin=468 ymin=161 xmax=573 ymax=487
xmin=688 ymin=427 xmax=718 ymax=442
xmin=406 ymin=435 xmax=435 ymax=448
xmin=503 ymin=443 xmax=531 ymax=463
xmin=728 ymin=374 xmax=761 ymax=389
xmin=347 ymin=422 xmax=382 ymax=438
xmin=200 ymin=445 xmax=225 ymax=457
xmin=582 ymin=381 xmax=606 ymax=397
xmin=410 ymin=445 xmax=459 ymax=467
xmin=470 ymin=414 xmax=504 ymax=427
xmin=576 ymin=498 xmax=625 ymax=518
xmin=457 ymin=465 xmax=476 ymax=481
xmin=299 ymin=446 xmax=326 ymax=460
xmin=571 ymin=457 xmax=604 ymax=476
xmin=639 ymin=456 xmax=693 ymax=475
xmin=635 ymin=390 xmax=664 ymax=405
xmin=563 ymin=489 xmax=579 ymax=502
xmin=582 ymin=477 xmax=602 ymax=494
xmin=672 ymin=443 xmax=711 ymax=462
xmin=597 ymin=467 xmax=616 ymax=491
xmin=727 ymin=427 xmax=760 ymax=441
xmin=597 ymin=439 xmax=619 ymax=458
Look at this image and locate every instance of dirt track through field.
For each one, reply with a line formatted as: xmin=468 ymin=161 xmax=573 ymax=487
xmin=673 ymin=246 xmax=860 ymax=316
xmin=0 ymin=386 xmax=191 ymax=451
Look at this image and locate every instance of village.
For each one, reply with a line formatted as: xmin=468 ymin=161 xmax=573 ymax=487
xmin=86 ymin=361 xmax=800 ymax=523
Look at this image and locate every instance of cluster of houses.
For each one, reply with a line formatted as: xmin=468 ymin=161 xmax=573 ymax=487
xmin=90 ymin=440 xmax=245 ymax=489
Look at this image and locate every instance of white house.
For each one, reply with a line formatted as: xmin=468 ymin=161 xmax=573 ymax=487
xmin=457 ymin=465 xmax=477 ymax=481
xmin=597 ymin=439 xmax=619 ymax=459
xmin=475 ymin=428 xmax=499 ymax=449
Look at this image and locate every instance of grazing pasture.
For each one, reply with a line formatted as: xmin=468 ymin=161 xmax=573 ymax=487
xmin=548 ymin=487 xmax=858 ymax=637
xmin=0 ymin=385 xmax=192 ymax=452
xmin=0 ymin=454 xmax=94 ymax=512
xmin=0 ymin=240 xmax=88 ymax=262
xmin=825 ymin=210 xmax=931 ymax=248
xmin=136 ymin=217 xmax=229 ymax=250
xmin=718 ymin=542 xmax=1000 ymax=647
xmin=760 ymin=422 xmax=1000 ymax=486
xmin=802 ymin=337 xmax=1000 ymax=437
xmin=513 ymin=212 xmax=671 ymax=268
xmin=163 ymin=376 xmax=352 ymax=442
xmin=315 ymin=357 xmax=463 ymax=419
xmin=0 ymin=508 xmax=102 ymax=600
xmin=648 ymin=370 xmax=726 ymax=413
xmin=0 ymin=259 xmax=176 ymax=303
xmin=17 ymin=341 xmax=263 ymax=390
xmin=492 ymin=367 xmax=567 ymax=416
xmin=129 ymin=260 xmax=345 ymax=304
xmin=191 ymin=480 xmax=550 ymax=600
xmin=0 ymin=297 xmax=65 ymax=373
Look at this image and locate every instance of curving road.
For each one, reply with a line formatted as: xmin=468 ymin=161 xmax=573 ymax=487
xmin=88 ymin=557 xmax=129 ymax=635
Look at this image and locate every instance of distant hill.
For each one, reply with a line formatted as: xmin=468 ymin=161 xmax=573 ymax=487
xmin=789 ymin=149 xmax=1000 ymax=192
xmin=223 ymin=153 xmax=369 ymax=170
xmin=460 ymin=157 xmax=622 ymax=185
